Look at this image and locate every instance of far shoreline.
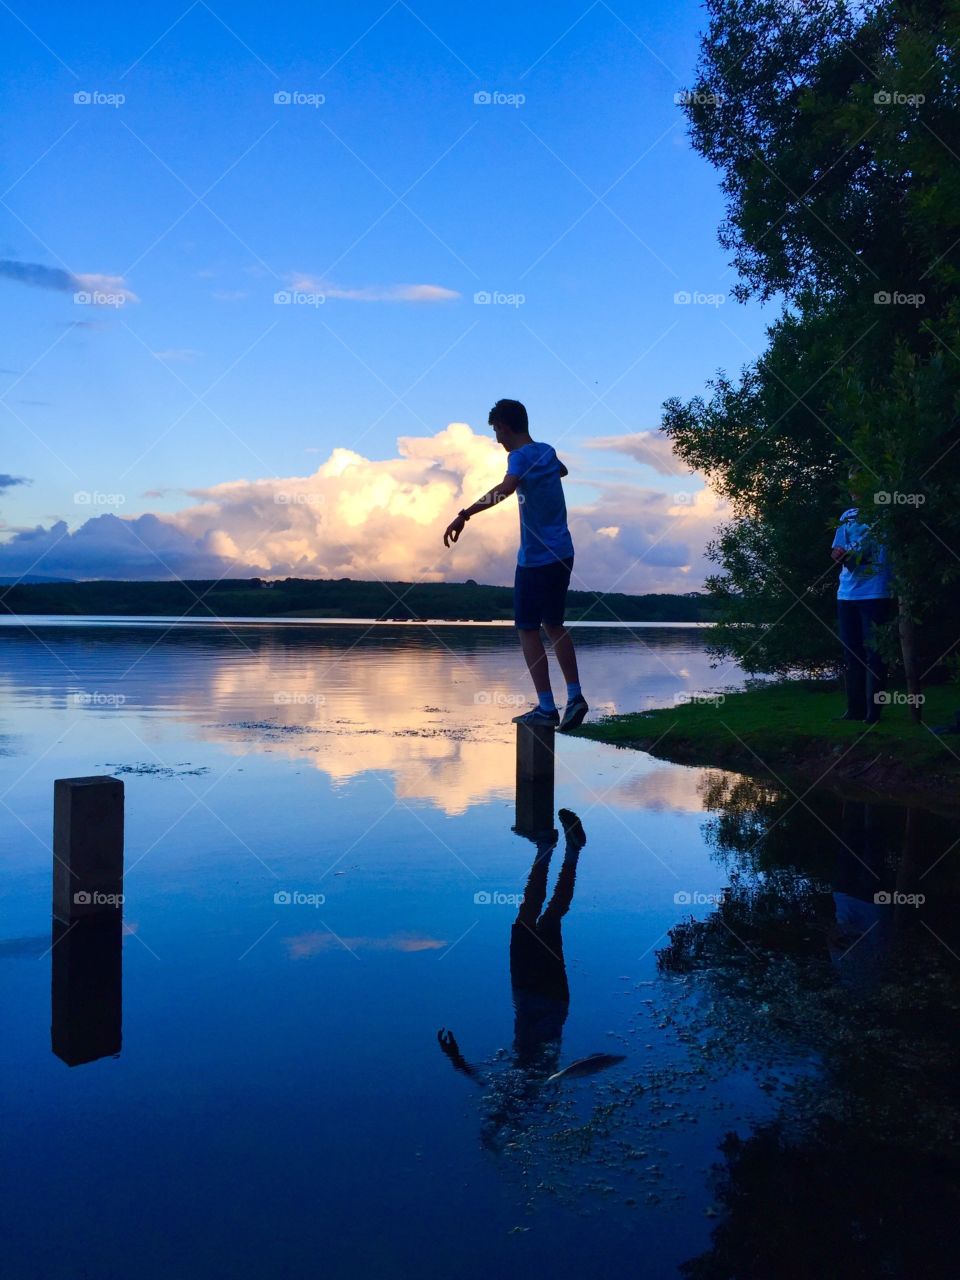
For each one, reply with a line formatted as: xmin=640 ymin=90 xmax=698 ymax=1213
xmin=0 ymin=614 xmax=711 ymax=629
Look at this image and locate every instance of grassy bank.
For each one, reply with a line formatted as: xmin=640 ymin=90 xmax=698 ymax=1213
xmin=574 ymin=681 xmax=960 ymax=810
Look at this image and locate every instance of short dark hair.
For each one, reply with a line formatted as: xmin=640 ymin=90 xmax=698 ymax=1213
xmin=488 ymin=399 xmax=528 ymax=433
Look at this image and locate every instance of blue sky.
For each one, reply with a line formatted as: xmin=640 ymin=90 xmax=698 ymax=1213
xmin=0 ymin=0 xmax=772 ymax=588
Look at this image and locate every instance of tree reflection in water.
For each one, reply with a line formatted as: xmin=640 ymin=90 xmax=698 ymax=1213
xmin=662 ymin=779 xmax=960 ymax=1279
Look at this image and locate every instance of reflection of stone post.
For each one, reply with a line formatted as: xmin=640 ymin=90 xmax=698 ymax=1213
xmin=51 ymin=916 xmax=122 ymax=1066
xmin=515 ymin=723 xmax=555 ymax=836
xmin=53 ymin=777 xmax=124 ymax=923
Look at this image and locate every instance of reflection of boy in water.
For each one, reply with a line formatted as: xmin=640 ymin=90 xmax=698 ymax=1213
xmin=437 ymin=810 xmax=586 ymax=1144
xmin=510 ymin=810 xmax=585 ymax=1071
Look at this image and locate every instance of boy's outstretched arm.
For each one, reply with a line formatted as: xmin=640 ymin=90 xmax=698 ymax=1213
xmin=443 ymin=472 xmax=519 ymax=547
xmin=437 ymin=1028 xmax=483 ymax=1084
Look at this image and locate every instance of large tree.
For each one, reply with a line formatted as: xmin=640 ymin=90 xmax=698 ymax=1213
xmin=665 ymin=0 xmax=960 ymax=706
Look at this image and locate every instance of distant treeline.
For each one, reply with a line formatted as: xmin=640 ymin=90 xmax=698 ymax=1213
xmin=0 ymin=577 xmax=718 ymax=623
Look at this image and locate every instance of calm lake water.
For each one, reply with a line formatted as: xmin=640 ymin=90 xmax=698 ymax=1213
xmin=1 ymin=621 xmax=958 ymax=1279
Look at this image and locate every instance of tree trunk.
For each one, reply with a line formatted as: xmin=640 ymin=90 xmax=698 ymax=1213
xmin=898 ymin=600 xmax=922 ymax=724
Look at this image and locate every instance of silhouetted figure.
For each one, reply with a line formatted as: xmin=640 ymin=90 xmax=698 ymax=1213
xmin=510 ymin=809 xmax=585 ymax=1071
xmin=830 ymin=480 xmax=895 ymax=723
xmin=437 ymin=809 xmax=586 ymax=1145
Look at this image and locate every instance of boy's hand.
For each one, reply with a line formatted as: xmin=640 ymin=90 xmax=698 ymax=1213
xmin=443 ymin=513 xmax=466 ymax=547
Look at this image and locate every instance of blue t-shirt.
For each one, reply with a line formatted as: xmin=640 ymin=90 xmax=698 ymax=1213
xmin=506 ymin=441 xmax=575 ymax=567
xmin=831 ymin=507 xmax=893 ymax=600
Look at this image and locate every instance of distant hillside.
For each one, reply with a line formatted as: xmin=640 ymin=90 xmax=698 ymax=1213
xmin=0 ymin=574 xmax=74 ymax=585
xmin=0 ymin=577 xmax=718 ymax=623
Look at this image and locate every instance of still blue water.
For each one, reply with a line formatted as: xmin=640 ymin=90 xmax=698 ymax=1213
xmin=1 ymin=622 xmax=957 ymax=1279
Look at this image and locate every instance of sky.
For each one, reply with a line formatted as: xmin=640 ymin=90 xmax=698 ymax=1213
xmin=0 ymin=0 xmax=773 ymax=591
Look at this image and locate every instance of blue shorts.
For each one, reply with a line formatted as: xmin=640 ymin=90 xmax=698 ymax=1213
xmin=514 ymin=557 xmax=573 ymax=630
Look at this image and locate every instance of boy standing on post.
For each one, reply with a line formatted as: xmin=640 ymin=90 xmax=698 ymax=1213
xmin=442 ymin=399 xmax=588 ymax=730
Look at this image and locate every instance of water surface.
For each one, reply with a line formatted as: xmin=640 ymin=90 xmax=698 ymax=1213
xmin=1 ymin=622 xmax=957 ymax=1278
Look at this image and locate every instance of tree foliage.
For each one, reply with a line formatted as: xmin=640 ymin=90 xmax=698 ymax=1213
xmin=665 ymin=0 xmax=960 ymax=684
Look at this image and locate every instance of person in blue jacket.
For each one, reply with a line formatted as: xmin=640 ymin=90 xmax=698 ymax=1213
xmin=830 ymin=494 xmax=895 ymax=722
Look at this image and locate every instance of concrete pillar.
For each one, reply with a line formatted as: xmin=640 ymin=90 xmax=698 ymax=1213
xmin=51 ymin=915 xmax=122 ymax=1066
xmin=53 ymin=776 xmax=124 ymax=923
xmin=516 ymin=721 xmax=556 ymax=783
xmin=515 ymin=723 xmax=556 ymax=836
xmin=514 ymin=778 xmax=555 ymax=838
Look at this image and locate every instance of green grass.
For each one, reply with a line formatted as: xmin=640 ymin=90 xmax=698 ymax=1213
xmin=574 ymin=680 xmax=960 ymax=795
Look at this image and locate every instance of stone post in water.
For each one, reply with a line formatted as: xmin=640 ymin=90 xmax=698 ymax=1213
xmin=51 ymin=775 xmax=124 ymax=1066
xmin=53 ymin=776 xmax=124 ymax=922
xmin=515 ymin=722 xmax=555 ymax=836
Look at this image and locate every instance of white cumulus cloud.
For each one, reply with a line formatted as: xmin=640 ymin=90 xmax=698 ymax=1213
xmin=0 ymin=425 xmax=725 ymax=589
